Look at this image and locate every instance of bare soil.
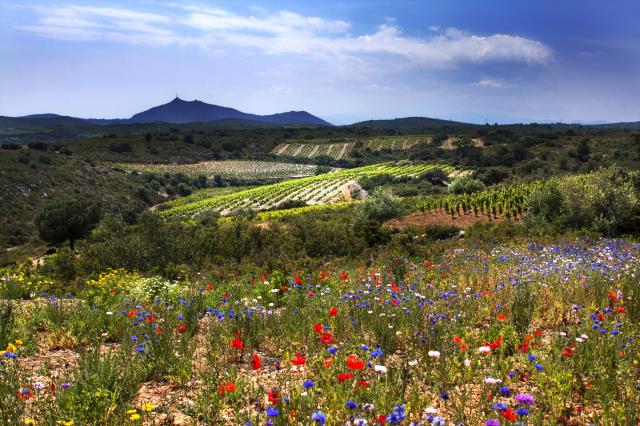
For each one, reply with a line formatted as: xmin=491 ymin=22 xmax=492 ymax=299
xmin=384 ymin=210 xmax=522 ymax=230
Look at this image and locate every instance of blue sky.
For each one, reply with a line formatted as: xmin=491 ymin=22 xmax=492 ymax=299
xmin=1 ymin=0 xmax=638 ymax=124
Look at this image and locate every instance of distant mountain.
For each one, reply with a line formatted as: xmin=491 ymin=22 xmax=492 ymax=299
xmin=129 ymin=97 xmax=331 ymax=126
xmin=0 ymin=97 xmax=332 ymax=128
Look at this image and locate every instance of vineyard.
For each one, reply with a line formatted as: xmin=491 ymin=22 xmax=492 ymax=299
xmin=412 ymin=182 xmax=541 ymax=221
xmin=270 ymin=135 xmax=432 ymax=160
xmin=271 ymin=142 xmax=355 ymax=160
xmin=161 ymin=162 xmax=458 ymax=217
xmin=155 ymin=186 xmax=255 ymax=211
xmin=114 ymin=160 xmax=319 ymax=179
xmin=362 ymin=135 xmax=431 ymax=151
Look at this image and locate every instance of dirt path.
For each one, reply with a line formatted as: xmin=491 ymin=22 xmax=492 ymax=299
xmin=384 ymin=210 xmax=522 ymax=229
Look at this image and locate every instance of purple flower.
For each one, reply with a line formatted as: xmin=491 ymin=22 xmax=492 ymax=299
xmin=515 ymin=393 xmax=535 ymax=405
xmin=485 ymin=420 xmax=500 ymax=426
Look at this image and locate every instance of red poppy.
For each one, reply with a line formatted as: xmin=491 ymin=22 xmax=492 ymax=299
xmin=497 ymin=314 xmax=507 ymax=321
xmin=357 ymin=379 xmax=369 ymax=388
xmin=217 ymin=381 xmax=235 ymax=394
xmin=110 ymin=289 xmax=119 ymax=295
xmin=323 ymin=358 xmax=333 ymax=368
xmin=145 ymin=314 xmax=156 ymax=323
xmin=321 ymin=332 xmax=334 ymax=344
xmin=500 ymin=408 xmax=517 ymax=421
xmin=313 ymin=323 xmax=323 ymax=334
xmin=517 ymin=341 xmax=529 ymax=353
xmin=340 ymin=271 xmax=349 ymax=281
xmin=378 ymin=415 xmax=387 ymax=424
xmin=291 ymin=353 xmax=306 ymax=366
xmin=534 ymin=330 xmax=542 ymax=336
xmin=561 ymin=345 xmax=576 ymax=358
xmin=389 ymin=282 xmax=400 ymax=293
xmin=453 ymin=336 xmax=469 ymax=351
xmin=127 ymin=309 xmax=137 ymax=319
xmin=483 ymin=336 xmax=502 ymax=350
xmin=423 ymin=260 xmax=430 ymax=266
xmin=176 ymin=324 xmax=188 ymax=334
xmin=231 ymin=339 xmax=244 ymax=350
xmin=251 ymin=354 xmax=262 ymax=370
xmin=320 ymin=271 xmax=329 ymax=280
xmin=338 ymin=372 xmax=353 ymax=382
xmin=267 ymin=389 xmax=279 ymax=404
xmin=616 ymin=307 xmax=626 ymax=314
xmin=596 ymin=312 xmax=604 ymax=321
xmin=156 ymin=326 xmax=164 ymax=334
xmin=327 ymin=307 xmax=338 ymax=317
xmin=609 ymin=290 xmax=619 ymax=301
xmin=295 ymin=276 xmax=303 ymax=284
xmin=346 ymin=354 xmax=365 ymax=370
xmin=206 ymin=283 xmax=213 ymax=290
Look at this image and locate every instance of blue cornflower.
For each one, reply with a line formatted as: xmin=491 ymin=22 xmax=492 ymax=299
xmin=499 ymin=387 xmax=511 ymax=396
xmin=327 ymin=346 xmax=337 ymax=355
xmin=303 ymin=380 xmax=314 ymax=389
xmin=346 ymin=400 xmax=358 ymax=409
xmin=440 ymin=391 xmax=449 ymax=400
xmin=516 ymin=408 xmax=529 ymax=416
xmin=493 ymin=402 xmax=507 ymax=412
xmin=527 ymin=354 xmax=537 ymax=361
xmin=534 ymin=363 xmax=544 ymax=371
xmin=370 ymin=349 xmax=383 ymax=357
xmin=311 ymin=411 xmax=327 ymax=424
xmin=266 ymin=407 xmax=279 ymax=417
xmin=612 ymin=329 xmax=620 ymax=336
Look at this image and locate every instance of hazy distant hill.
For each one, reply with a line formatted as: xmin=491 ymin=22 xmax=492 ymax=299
xmin=129 ymin=97 xmax=330 ymax=126
xmin=350 ymin=117 xmax=480 ymax=133
xmin=0 ymin=97 xmax=332 ymax=128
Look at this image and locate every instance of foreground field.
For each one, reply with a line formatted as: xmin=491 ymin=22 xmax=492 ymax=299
xmin=1 ymin=238 xmax=639 ymax=425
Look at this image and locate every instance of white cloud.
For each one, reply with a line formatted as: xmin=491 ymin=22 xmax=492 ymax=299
xmin=20 ymin=4 xmax=552 ymax=67
xmin=471 ymin=79 xmax=506 ymax=88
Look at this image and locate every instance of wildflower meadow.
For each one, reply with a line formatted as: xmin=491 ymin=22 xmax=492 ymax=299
xmin=1 ymin=238 xmax=639 ymax=425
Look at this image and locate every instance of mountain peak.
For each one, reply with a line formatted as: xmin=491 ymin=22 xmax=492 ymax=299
xmin=128 ymin=98 xmax=331 ymax=126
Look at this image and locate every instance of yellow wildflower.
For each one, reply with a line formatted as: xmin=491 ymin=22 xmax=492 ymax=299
xmin=141 ymin=403 xmax=154 ymax=412
xmin=23 ymin=419 xmax=36 ymax=425
xmin=56 ymin=421 xmax=74 ymax=426
xmin=130 ymin=414 xmax=141 ymax=420
xmin=6 ymin=343 xmax=16 ymax=352
xmin=15 ymin=340 xmax=23 ymax=346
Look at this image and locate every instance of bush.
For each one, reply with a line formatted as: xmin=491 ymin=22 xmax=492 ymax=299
xmin=525 ymin=166 xmax=640 ymax=235
xmin=448 ymin=176 xmax=485 ymax=195
xmin=352 ymin=189 xmax=404 ymax=235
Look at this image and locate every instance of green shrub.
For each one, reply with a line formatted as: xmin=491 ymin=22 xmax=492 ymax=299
xmin=448 ymin=176 xmax=485 ymax=195
xmin=525 ymin=166 xmax=640 ymax=235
